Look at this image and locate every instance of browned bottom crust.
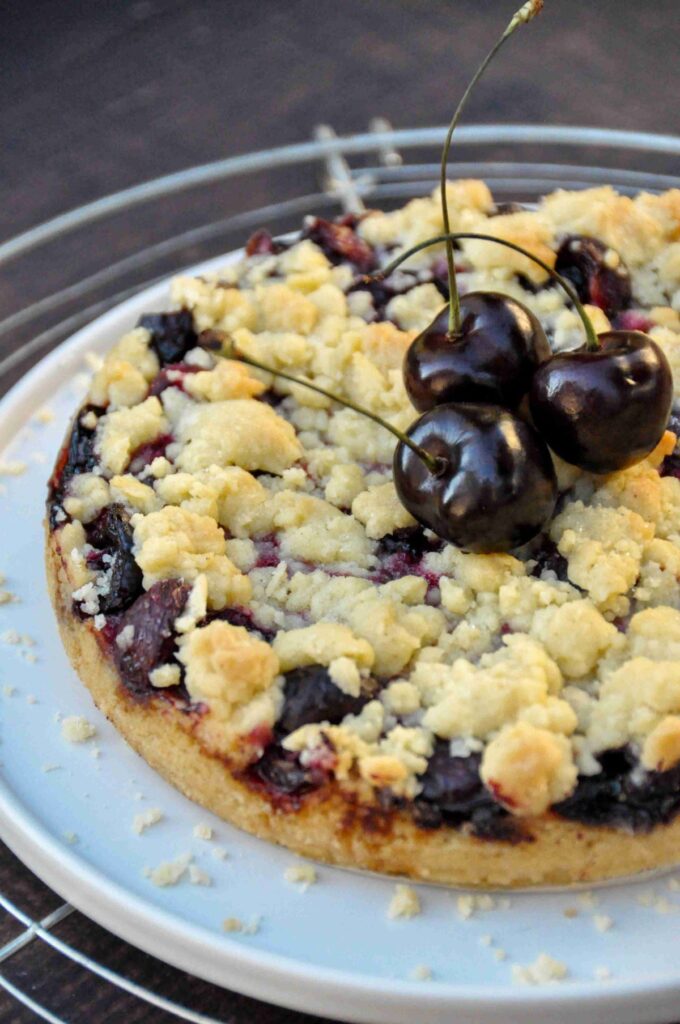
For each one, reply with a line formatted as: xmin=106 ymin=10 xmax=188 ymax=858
xmin=46 ymin=527 xmax=680 ymax=888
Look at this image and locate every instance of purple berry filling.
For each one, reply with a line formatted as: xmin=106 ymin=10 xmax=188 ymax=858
xmin=86 ymin=503 xmax=143 ymax=612
xmin=138 ymin=309 xmax=198 ymax=366
xmin=303 ymin=215 xmax=377 ymax=274
xmin=111 ymin=579 xmax=190 ymax=698
xmin=554 ymin=747 xmax=680 ymax=832
xmin=555 ymin=235 xmax=632 ymax=317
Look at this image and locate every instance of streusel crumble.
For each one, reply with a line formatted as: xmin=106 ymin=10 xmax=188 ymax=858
xmin=46 ymin=182 xmax=680 ymax=885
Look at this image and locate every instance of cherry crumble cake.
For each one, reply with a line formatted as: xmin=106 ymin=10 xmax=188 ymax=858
xmin=46 ymin=182 xmax=680 ymax=887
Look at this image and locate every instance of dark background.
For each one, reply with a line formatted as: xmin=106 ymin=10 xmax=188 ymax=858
xmin=1 ymin=1 xmax=679 ymax=1021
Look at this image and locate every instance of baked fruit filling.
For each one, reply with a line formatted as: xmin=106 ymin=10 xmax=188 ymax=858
xmin=48 ymin=181 xmax=680 ymax=845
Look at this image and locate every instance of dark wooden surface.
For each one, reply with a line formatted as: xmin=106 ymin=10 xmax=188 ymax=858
xmin=1 ymin=1 xmax=679 ymax=1021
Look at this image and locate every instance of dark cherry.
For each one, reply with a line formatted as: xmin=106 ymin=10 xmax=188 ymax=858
xmin=403 ymin=292 xmax=551 ymax=412
xmin=277 ymin=665 xmax=367 ymax=735
xmin=554 ymin=746 xmax=680 ymax=833
xmin=248 ymin=743 xmax=323 ymax=798
xmin=529 ymin=331 xmax=673 ymax=474
xmin=87 ymin=503 xmax=144 ymax=612
xmin=48 ymin=405 xmax=102 ymax=522
xmin=112 ymin=579 xmax=190 ymax=697
xmin=138 ymin=309 xmax=197 ymax=366
xmin=411 ymin=742 xmax=520 ymax=841
xmin=245 ymin=228 xmax=287 ymax=257
xmin=302 ymin=216 xmax=376 ymax=274
xmin=555 ymin=235 xmax=632 ymax=317
xmin=393 ymin=403 xmax=557 ymax=553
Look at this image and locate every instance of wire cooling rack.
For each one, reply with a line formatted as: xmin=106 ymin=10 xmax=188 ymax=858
xmin=1 ymin=121 xmax=680 ymax=1023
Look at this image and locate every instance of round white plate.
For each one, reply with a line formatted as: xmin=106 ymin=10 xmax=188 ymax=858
xmin=1 ymin=255 xmax=679 ymax=1024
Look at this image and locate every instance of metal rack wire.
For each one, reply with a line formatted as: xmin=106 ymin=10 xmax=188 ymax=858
xmin=1 ymin=120 xmax=679 ymax=1022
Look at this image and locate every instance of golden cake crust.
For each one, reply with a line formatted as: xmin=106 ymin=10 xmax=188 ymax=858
xmin=46 ymin=522 xmax=680 ymax=889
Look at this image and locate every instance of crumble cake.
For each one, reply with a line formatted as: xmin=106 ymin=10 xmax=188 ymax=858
xmin=46 ymin=181 xmax=680 ymax=887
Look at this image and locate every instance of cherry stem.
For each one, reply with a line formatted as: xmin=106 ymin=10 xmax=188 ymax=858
xmin=214 ymin=337 xmax=445 ymax=476
xmin=368 ymin=229 xmax=600 ymax=351
xmin=440 ymin=0 xmax=543 ymax=337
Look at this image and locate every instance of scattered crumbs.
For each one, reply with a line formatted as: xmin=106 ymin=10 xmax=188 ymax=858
xmin=41 ymin=763 xmax=61 ymax=773
xmin=2 ymin=685 xmax=15 ymax=697
xmin=636 ymin=890 xmax=655 ymax=907
xmin=222 ymin=915 xmax=261 ymax=935
xmin=30 ymin=452 xmax=47 ymax=465
xmin=62 ymin=831 xmax=78 ymax=846
xmin=193 ymin=822 xmax=213 ymax=841
xmin=33 ymin=406 xmax=55 ymax=425
xmin=594 ymin=966 xmax=611 ymax=982
xmin=26 ymin=694 xmax=37 ymax=705
xmin=456 ymin=893 xmax=495 ymax=920
xmin=211 ymin=845 xmax=229 ymax=861
xmin=563 ymin=907 xmax=579 ymax=919
xmin=23 ymin=652 xmax=38 ymax=665
xmin=147 ymin=852 xmax=192 ymax=887
xmin=494 ymin=948 xmax=507 ymax=962
xmin=188 ymin=864 xmax=212 ymax=887
xmin=511 ymin=953 xmax=568 ymax=986
xmin=479 ymin=934 xmax=493 ymax=947
xmin=409 ymin=964 xmax=432 ymax=982
xmin=0 ymin=460 xmax=27 ymax=476
xmin=61 ymin=716 xmax=97 ymax=743
xmin=284 ymin=863 xmax=318 ymax=891
xmin=132 ymin=807 xmax=163 ymax=835
xmin=1 ymin=630 xmax=21 ymax=645
xmin=594 ymin=914 xmax=613 ymax=933
xmin=0 ymin=590 xmax=18 ymax=606
xmin=388 ymin=884 xmax=421 ymax=920
xmin=668 ymin=878 xmax=680 ymax=893
xmin=577 ymin=891 xmax=599 ymax=910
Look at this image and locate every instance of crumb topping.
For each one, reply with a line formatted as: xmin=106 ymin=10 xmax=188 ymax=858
xmin=51 ymin=181 xmax=680 ymax=823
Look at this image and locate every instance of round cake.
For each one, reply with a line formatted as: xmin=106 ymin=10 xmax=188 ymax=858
xmin=46 ymin=181 xmax=680 ymax=887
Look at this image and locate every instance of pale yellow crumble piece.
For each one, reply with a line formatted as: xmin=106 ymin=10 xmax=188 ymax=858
xmin=409 ymin=964 xmax=433 ymax=982
xmin=109 ymin=474 xmax=160 ymax=515
xmin=593 ymin=914 xmax=614 ymax=933
xmin=149 ymin=664 xmax=181 ymax=688
xmin=184 ymin=359 xmax=265 ymax=402
xmin=132 ymin=505 xmax=251 ymax=609
xmin=178 ymin=621 xmax=281 ymax=758
xmin=188 ymin=865 xmax=212 ymax=887
xmin=132 ymin=807 xmax=163 ymax=835
xmin=273 ymin=623 xmax=374 ymax=672
xmin=351 ymin=482 xmax=417 ymax=539
xmin=175 ymin=399 xmax=302 ymax=475
xmin=283 ymin=863 xmax=318 ymax=891
xmin=388 ymin=884 xmax=421 ymax=920
xmin=511 ymin=953 xmax=568 ymax=986
xmin=63 ymin=473 xmax=111 ymax=523
xmin=61 ymin=716 xmax=97 ymax=743
xmin=96 ymin=396 xmax=169 ymax=476
xmin=147 ymin=853 xmax=192 ymax=887
xmin=481 ymin=721 xmax=577 ymax=817
xmin=193 ymin=823 xmax=214 ymax=841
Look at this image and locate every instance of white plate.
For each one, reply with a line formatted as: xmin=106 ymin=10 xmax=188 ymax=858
xmin=0 ymin=255 xmax=679 ymax=1024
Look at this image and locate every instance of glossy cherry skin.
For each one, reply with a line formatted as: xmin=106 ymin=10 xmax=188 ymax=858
xmin=403 ymin=292 xmax=551 ymax=412
xmin=393 ymin=404 xmax=558 ymax=553
xmin=529 ymin=331 xmax=673 ymax=474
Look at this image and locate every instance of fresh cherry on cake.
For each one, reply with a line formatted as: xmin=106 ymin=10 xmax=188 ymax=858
xmin=392 ymin=403 xmax=557 ymax=553
xmin=403 ymin=291 xmax=550 ymax=411
xmin=529 ymin=330 xmax=673 ymax=473
xmin=399 ymin=0 xmax=545 ymax=412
